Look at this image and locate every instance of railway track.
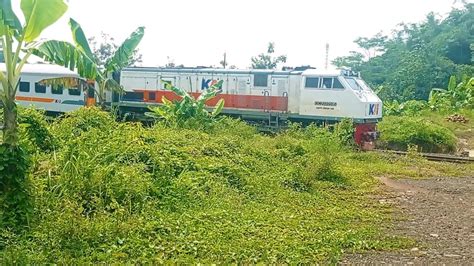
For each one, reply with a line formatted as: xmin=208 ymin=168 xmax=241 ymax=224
xmin=373 ymin=149 xmax=474 ymax=164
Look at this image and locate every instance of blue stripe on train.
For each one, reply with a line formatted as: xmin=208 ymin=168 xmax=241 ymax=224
xmin=62 ymin=100 xmax=85 ymax=105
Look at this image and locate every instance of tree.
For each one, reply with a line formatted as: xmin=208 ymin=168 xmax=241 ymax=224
xmin=88 ymin=32 xmax=143 ymax=67
xmin=251 ymin=42 xmax=287 ymax=69
xmin=34 ymin=19 xmax=145 ymax=106
xmin=331 ymin=51 xmax=364 ymax=70
xmin=0 ymin=41 xmax=4 ymax=62
xmin=336 ymin=3 xmax=474 ymax=101
xmin=0 ymin=0 xmax=68 ymax=227
xmin=354 ymin=32 xmax=387 ymax=59
xmin=0 ymin=0 xmax=68 ymax=146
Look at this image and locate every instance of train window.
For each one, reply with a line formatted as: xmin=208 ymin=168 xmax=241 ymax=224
xmin=68 ymin=88 xmax=81 ymax=96
xmin=254 ymin=74 xmax=268 ymax=87
xmin=149 ymin=92 xmax=156 ymax=101
xmin=333 ymin=78 xmax=344 ymax=89
xmin=161 ymin=79 xmax=174 ymax=89
xmin=19 ymin=81 xmax=30 ymax=92
xmin=322 ymin=78 xmax=333 ymax=89
xmin=122 ymin=91 xmax=144 ymax=101
xmin=305 ymin=77 xmax=319 ymax=88
xmin=35 ymin=83 xmax=46 ymax=93
xmin=344 ymin=77 xmax=363 ymax=91
xmin=51 ymin=85 xmax=64 ymax=95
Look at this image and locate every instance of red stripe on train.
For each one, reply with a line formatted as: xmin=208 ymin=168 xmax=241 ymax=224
xmin=134 ymin=89 xmax=289 ymax=111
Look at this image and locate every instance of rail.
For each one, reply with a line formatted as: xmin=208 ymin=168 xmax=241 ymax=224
xmin=373 ymin=149 xmax=474 ymax=164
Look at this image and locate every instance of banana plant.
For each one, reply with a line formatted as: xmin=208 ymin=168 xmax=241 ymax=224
xmin=0 ymin=0 xmax=68 ymax=146
xmin=429 ymin=75 xmax=473 ymax=111
xmin=146 ymin=80 xmax=225 ymax=129
xmin=33 ymin=19 xmax=145 ymax=107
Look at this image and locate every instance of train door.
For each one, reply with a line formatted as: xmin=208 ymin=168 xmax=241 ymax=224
xmin=235 ymin=75 xmax=250 ymax=108
xmin=270 ymin=75 xmax=289 ymax=111
xmin=271 ymin=76 xmax=289 ymax=96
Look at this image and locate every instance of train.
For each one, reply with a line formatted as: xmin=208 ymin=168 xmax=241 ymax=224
xmin=5 ymin=63 xmax=383 ymax=148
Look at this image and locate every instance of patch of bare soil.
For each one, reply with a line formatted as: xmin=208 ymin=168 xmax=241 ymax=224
xmin=341 ymin=175 xmax=474 ymax=265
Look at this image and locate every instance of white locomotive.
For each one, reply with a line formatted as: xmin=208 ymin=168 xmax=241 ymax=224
xmin=118 ymin=67 xmax=382 ymax=146
xmin=7 ymin=64 xmax=382 ymax=147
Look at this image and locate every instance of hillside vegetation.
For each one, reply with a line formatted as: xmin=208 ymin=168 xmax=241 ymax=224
xmin=1 ymin=107 xmax=471 ymax=263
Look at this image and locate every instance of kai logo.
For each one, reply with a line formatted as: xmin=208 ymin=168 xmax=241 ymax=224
xmin=369 ymin=103 xmax=380 ymax=115
xmin=201 ymin=79 xmax=223 ymax=90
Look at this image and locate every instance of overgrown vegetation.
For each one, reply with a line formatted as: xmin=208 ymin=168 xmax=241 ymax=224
xmin=33 ymin=19 xmax=145 ymax=105
xmin=5 ymin=107 xmax=469 ymax=263
xmin=377 ymin=116 xmax=457 ymax=153
xmin=145 ymin=80 xmax=225 ymax=130
xmin=334 ymin=3 xmax=473 ymax=102
xmin=379 ymin=75 xmax=473 ymax=153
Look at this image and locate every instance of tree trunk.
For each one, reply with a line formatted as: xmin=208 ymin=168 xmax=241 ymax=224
xmin=3 ymin=100 xmax=18 ymax=146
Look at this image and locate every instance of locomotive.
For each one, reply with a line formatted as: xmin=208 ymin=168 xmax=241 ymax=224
xmin=7 ymin=64 xmax=382 ymax=147
xmin=117 ymin=67 xmax=382 ymax=147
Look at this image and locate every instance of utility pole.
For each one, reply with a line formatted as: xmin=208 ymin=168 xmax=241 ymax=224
xmin=223 ymin=52 xmax=227 ymax=69
xmin=325 ymin=43 xmax=329 ymax=70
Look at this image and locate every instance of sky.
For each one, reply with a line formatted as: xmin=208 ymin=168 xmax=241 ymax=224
xmin=18 ymin=0 xmax=469 ymax=69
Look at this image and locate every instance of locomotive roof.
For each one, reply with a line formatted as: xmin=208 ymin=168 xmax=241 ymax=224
xmin=122 ymin=67 xmax=303 ymax=75
xmin=0 ymin=63 xmax=79 ymax=77
xmin=122 ymin=67 xmax=344 ymax=77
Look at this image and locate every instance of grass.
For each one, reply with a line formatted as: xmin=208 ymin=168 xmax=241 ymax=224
xmin=420 ymin=109 xmax=474 ymax=149
xmin=0 ymin=107 xmax=472 ymax=263
xmin=377 ymin=116 xmax=458 ymax=153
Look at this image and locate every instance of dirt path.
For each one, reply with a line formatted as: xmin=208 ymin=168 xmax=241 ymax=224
xmin=341 ymin=175 xmax=474 ymax=264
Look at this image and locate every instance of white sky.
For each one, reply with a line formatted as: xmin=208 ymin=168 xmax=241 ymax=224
xmin=16 ymin=0 xmax=468 ymax=69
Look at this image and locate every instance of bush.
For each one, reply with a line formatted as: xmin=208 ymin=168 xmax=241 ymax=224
xmin=377 ymin=116 xmax=457 ymax=153
xmin=18 ymin=108 xmax=56 ymax=153
xmin=1 ymin=107 xmax=409 ymax=263
xmin=0 ymin=145 xmax=31 ymax=229
xmin=51 ymin=107 xmax=116 ymax=145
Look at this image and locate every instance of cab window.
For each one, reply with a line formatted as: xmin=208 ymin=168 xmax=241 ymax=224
xmin=305 ymin=77 xmax=319 ymax=88
xmin=322 ymin=78 xmax=332 ymax=89
xmin=333 ymin=78 xmax=344 ymax=89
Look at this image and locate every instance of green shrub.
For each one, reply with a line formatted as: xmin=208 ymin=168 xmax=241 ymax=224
xmin=18 ymin=108 xmax=56 ymax=153
xmin=1 ymin=107 xmax=413 ymax=263
xmin=334 ymin=118 xmax=355 ymax=147
xmin=145 ymin=80 xmax=225 ymax=130
xmin=51 ymin=107 xmax=116 ymax=144
xmin=383 ymin=100 xmax=427 ymax=116
xmin=0 ymin=145 xmax=32 ymax=229
xmin=378 ymin=116 xmax=457 ymax=153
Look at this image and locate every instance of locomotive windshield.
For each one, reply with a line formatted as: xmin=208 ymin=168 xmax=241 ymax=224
xmin=344 ymin=77 xmax=370 ymax=91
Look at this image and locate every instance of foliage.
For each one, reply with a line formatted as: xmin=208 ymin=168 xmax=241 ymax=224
xmin=51 ymin=106 xmax=116 ymax=145
xmin=377 ymin=116 xmax=457 ymax=153
xmin=33 ymin=19 xmax=145 ymax=105
xmin=251 ymin=42 xmax=287 ymax=69
xmin=0 ymin=145 xmax=31 ymax=229
xmin=428 ymin=76 xmax=473 ymax=111
xmin=335 ymin=4 xmax=474 ymax=101
xmin=88 ymin=32 xmax=142 ymax=67
xmin=16 ymin=108 xmax=56 ymax=153
xmin=145 ymin=80 xmax=225 ymax=130
xmin=0 ymin=0 xmax=67 ymax=145
xmin=334 ymin=118 xmax=356 ymax=147
xmin=0 ymin=0 xmax=67 ymax=231
xmin=382 ymin=100 xmax=427 ymax=116
xmin=0 ymin=107 xmax=434 ymax=263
